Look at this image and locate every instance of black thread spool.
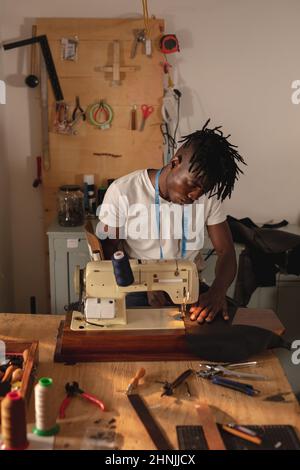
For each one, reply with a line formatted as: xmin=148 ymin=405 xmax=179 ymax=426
xmin=112 ymin=251 xmax=134 ymax=287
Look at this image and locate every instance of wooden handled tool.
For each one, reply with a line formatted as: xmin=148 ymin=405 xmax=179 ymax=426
xmin=126 ymin=367 xmax=146 ymax=395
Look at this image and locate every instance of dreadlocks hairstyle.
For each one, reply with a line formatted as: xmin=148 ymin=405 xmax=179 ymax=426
xmin=179 ymin=119 xmax=246 ymax=201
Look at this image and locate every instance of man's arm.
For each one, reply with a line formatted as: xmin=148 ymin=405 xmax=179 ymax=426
xmin=190 ymin=220 xmax=237 ymax=323
xmin=207 ymin=220 xmax=237 ymax=295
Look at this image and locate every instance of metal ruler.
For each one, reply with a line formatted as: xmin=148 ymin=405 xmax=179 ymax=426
xmin=128 ymin=394 xmax=173 ymax=450
xmin=3 ymin=34 xmax=64 ymax=101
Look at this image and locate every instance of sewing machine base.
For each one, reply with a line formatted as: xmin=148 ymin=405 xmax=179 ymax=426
xmin=54 ymin=309 xmax=199 ymax=363
xmin=70 ymin=308 xmax=185 ymax=331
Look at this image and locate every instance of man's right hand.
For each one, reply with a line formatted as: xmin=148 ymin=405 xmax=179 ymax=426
xmin=147 ymin=291 xmax=172 ymax=307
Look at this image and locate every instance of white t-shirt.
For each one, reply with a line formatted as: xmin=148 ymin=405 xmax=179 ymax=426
xmin=97 ymin=169 xmax=226 ymax=270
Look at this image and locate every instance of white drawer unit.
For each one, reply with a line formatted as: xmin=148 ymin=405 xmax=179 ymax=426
xmin=47 ymin=219 xmax=98 ymax=314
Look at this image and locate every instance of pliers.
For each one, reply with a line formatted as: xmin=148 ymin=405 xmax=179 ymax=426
xmin=72 ymin=96 xmax=86 ymax=121
xmin=59 ymin=381 xmax=105 ymax=419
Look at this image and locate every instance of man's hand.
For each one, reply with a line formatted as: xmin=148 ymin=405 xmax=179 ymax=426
xmin=189 ymin=287 xmax=229 ymax=323
xmin=147 ymin=291 xmax=172 ymax=307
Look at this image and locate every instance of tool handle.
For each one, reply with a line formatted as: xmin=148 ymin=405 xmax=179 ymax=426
xmin=222 ymin=425 xmax=262 ymax=445
xmin=211 ymin=376 xmax=258 ymax=396
xmin=81 ymin=392 xmax=105 ymax=411
xmin=59 ymin=396 xmax=72 ymax=419
xmin=130 ymin=367 xmax=146 ymax=388
xmin=131 ymin=105 xmax=137 ymax=130
xmin=171 ymin=369 xmax=194 ymax=389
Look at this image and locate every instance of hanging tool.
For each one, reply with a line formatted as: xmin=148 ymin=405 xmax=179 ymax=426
xmin=25 ymin=25 xmax=39 ymax=88
xmin=59 ymin=381 xmax=105 ymax=419
xmin=87 ymin=101 xmax=114 ymax=130
xmin=159 ymin=369 xmax=194 ymax=397
xmin=4 ymin=34 xmax=64 ymax=101
xmin=40 ymin=52 xmax=50 ymax=170
xmin=32 ymin=156 xmax=42 ymax=187
xmin=53 ymin=102 xmax=75 ymax=135
xmin=130 ymin=104 xmax=137 ymax=130
xmin=96 ymin=40 xmax=138 ymax=86
xmin=72 ymin=96 xmax=86 ymax=122
xmin=130 ymin=29 xmax=146 ymax=59
xmin=161 ymin=59 xmax=174 ymax=88
xmin=159 ymin=34 xmax=180 ymax=54
xmin=139 ymin=104 xmax=154 ymax=131
xmin=126 ymin=367 xmax=146 ymax=395
xmin=128 ymin=394 xmax=173 ymax=450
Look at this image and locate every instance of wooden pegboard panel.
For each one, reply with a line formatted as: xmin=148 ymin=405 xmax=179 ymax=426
xmin=36 ymin=17 xmax=165 ymax=227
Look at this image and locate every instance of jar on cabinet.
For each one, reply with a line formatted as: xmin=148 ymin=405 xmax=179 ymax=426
xmin=57 ymin=185 xmax=84 ymax=227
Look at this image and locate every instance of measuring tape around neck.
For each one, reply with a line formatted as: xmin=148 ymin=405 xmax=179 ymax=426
xmin=155 ymin=168 xmax=188 ymax=259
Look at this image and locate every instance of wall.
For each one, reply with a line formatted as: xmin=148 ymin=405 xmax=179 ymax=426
xmin=1 ymin=0 xmax=300 ymax=312
xmin=0 ymin=27 xmax=13 ymax=312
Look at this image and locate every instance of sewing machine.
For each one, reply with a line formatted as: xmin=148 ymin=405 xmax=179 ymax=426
xmin=71 ymin=258 xmax=199 ymax=330
xmin=54 ymin=258 xmax=201 ymax=362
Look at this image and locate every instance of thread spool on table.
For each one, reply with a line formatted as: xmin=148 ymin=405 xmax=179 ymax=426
xmin=33 ymin=377 xmax=59 ymax=437
xmin=1 ymin=391 xmax=29 ymax=450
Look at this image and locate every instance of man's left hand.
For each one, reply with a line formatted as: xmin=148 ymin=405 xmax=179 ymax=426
xmin=189 ymin=288 xmax=229 ymax=323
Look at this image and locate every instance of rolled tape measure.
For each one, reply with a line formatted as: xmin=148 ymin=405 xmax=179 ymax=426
xmin=160 ymin=34 xmax=180 ymax=54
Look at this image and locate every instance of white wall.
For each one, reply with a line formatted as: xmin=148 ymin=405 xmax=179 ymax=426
xmin=0 ymin=27 xmax=13 ymax=312
xmin=1 ymin=0 xmax=300 ymax=312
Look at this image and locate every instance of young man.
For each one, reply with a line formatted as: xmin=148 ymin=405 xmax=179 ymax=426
xmin=97 ymin=120 xmax=246 ymax=323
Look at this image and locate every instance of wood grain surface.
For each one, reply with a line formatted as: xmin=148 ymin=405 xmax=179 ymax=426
xmin=0 ymin=313 xmax=299 ymax=450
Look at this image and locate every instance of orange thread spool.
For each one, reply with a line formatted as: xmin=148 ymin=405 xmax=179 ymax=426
xmin=1 ymin=391 xmax=29 ymax=450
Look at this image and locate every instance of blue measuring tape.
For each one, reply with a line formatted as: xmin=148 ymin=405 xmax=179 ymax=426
xmin=155 ymin=169 xmax=188 ymax=259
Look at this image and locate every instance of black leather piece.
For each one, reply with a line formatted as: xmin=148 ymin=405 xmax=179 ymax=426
xmin=184 ymin=314 xmax=291 ymax=363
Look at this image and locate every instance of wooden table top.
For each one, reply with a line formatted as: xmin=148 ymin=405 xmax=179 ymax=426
xmin=1 ymin=313 xmax=300 ymax=450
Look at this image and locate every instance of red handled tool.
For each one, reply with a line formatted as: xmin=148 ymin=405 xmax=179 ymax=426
xmin=59 ymin=381 xmax=105 ymax=418
xmin=140 ymin=104 xmax=154 ymax=131
xmin=32 ymin=156 xmax=42 ymax=187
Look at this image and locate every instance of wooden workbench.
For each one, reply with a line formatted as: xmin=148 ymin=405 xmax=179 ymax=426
xmin=1 ymin=313 xmax=300 ymax=450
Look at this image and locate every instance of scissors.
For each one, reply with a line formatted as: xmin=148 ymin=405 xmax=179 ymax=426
xmin=140 ymin=104 xmax=154 ymax=131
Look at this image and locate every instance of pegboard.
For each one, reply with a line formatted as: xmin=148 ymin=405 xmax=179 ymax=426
xmin=36 ymin=18 xmax=165 ymax=228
